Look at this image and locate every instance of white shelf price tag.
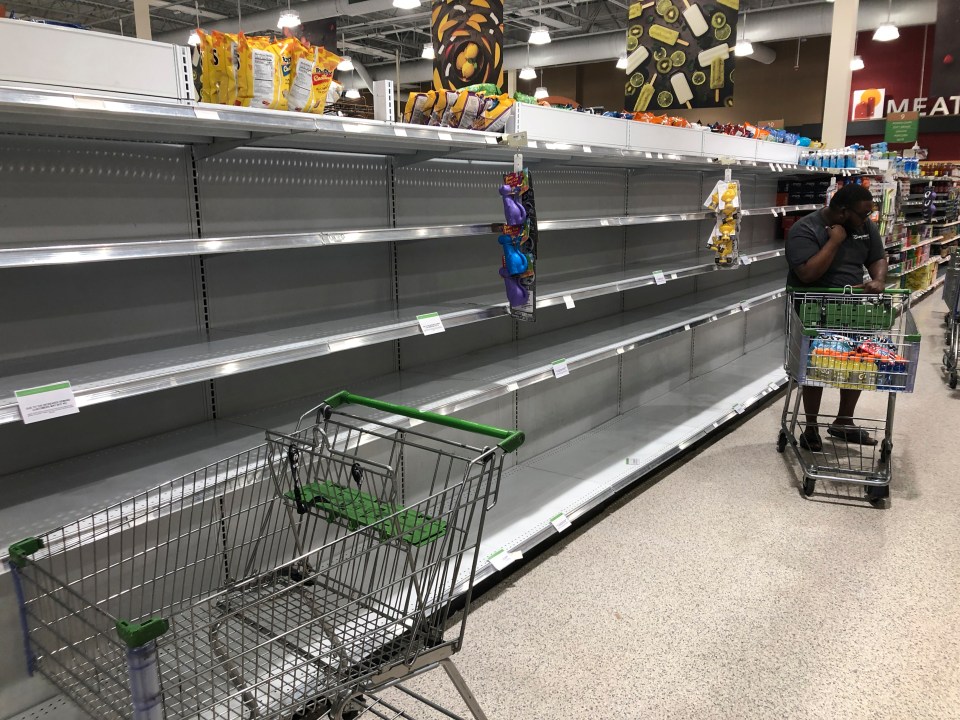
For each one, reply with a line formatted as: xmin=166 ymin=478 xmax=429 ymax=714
xmin=16 ymin=381 xmax=79 ymax=424
xmin=653 ymin=270 xmax=667 ymax=285
xmin=733 ymin=403 xmax=746 ymax=415
xmin=625 ymin=457 xmax=644 ymax=466
xmin=550 ymin=513 xmax=573 ymax=532
xmin=194 ymin=108 xmax=220 ymax=120
xmin=488 ymin=548 xmax=521 ymax=571
xmin=684 ymin=324 xmax=691 ymax=331
xmin=552 ymin=359 xmax=570 ymax=379
xmin=417 ymin=312 xmax=445 ymax=336
xmin=741 ymin=255 xmax=753 ymax=266
xmin=563 ymin=295 xmax=576 ymax=309
xmin=768 ymin=382 xmax=780 ymax=393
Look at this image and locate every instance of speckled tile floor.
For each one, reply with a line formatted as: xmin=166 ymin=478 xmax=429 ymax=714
xmin=380 ymin=293 xmax=960 ymax=720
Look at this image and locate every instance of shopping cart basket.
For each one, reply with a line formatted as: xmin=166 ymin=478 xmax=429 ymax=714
xmin=6 ymin=391 xmax=524 ymax=720
xmin=942 ymin=248 xmax=960 ymax=389
xmin=776 ymin=288 xmax=921 ymax=503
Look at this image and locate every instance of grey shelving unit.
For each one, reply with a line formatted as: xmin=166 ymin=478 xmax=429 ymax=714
xmin=0 ymin=86 xmax=802 ymax=718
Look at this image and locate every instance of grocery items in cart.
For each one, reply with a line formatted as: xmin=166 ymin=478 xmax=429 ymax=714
xmin=7 ymin=392 xmax=524 ymax=720
xmin=777 ymin=289 xmax=921 ymax=504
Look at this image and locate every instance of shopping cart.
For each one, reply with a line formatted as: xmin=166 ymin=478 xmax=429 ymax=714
xmin=6 ymin=392 xmax=524 ymax=720
xmin=776 ymin=288 xmax=921 ymax=503
xmin=942 ymin=248 xmax=960 ymax=389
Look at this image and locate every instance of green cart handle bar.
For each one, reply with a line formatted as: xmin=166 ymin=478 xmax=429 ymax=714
xmin=324 ymin=391 xmax=525 ymax=453
xmin=786 ymin=286 xmax=910 ymax=296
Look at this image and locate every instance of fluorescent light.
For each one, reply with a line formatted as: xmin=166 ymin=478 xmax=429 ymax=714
xmin=534 ymin=86 xmax=549 ymax=99
xmin=422 ymin=43 xmax=435 ymax=59
xmin=277 ymin=9 xmax=300 ymax=28
xmin=337 ymin=56 xmax=354 ymax=72
xmin=873 ymin=23 xmax=899 ymax=41
xmin=529 ymin=25 xmax=551 ymax=45
xmin=519 ymin=65 xmax=537 ymax=80
xmin=188 ymin=29 xmax=201 ymax=46
xmin=393 ymin=0 xmax=421 ymax=8
xmin=616 ymin=53 xmax=628 ymax=69
xmin=734 ymin=41 xmax=754 ymax=57
xmin=345 ymin=87 xmax=361 ymax=100
xmin=850 ymin=54 xmax=865 ymax=71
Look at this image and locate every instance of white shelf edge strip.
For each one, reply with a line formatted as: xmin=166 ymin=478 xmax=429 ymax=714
xmin=0 ymin=255 xmax=787 ymax=424
xmin=0 ymin=206 xmax=816 ymax=268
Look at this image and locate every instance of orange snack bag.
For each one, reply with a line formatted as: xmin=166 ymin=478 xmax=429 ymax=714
xmin=288 ymin=44 xmax=341 ymax=113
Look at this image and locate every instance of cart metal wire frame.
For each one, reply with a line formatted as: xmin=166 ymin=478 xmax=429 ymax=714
xmin=777 ymin=288 xmax=921 ymax=502
xmin=943 ymin=248 xmax=960 ymax=389
xmin=6 ymin=391 xmax=524 ymax=720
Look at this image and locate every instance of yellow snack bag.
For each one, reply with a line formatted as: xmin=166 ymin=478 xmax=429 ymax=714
xmin=288 ymin=45 xmax=341 ymax=113
xmin=237 ymin=33 xmax=286 ymax=110
xmin=196 ymin=29 xmax=218 ymax=104
xmin=276 ymin=37 xmax=302 ymax=110
xmin=403 ymin=91 xmax=437 ymax=125
xmin=211 ymin=31 xmax=240 ymax=105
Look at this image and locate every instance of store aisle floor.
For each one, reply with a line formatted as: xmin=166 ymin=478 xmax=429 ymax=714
xmin=396 ymin=292 xmax=960 ymax=720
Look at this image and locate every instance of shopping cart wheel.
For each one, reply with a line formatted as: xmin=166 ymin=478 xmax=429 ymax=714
xmin=879 ymin=439 xmax=892 ymax=465
xmin=776 ymin=430 xmax=788 ymax=453
xmin=951 ymin=371 xmax=958 ymax=390
xmin=866 ymin=484 xmax=889 ymax=506
xmin=802 ymin=476 xmax=815 ymax=497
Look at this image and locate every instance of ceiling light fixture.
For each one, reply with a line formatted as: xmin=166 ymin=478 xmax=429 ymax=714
xmin=345 ymin=87 xmax=361 ymax=100
xmin=850 ymin=54 xmax=865 ymax=71
xmin=338 ymin=55 xmax=354 ymax=72
xmin=422 ymin=42 xmax=435 ymax=59
xmin=393 ymin=0 xmax=421 ymax=8
xmin=734 ymin=10 xmax=753 ymax=57
xmin=519 ymin=65 xmax=537 ymax=80
xmin=534 ymin=86 xmax=549 ymax=99
xmin=616 ymin=53 xmax=628 ymax=69
xmin=277 ymin=9 xmax=300 ymax=28
xmin=529 ymin=25 xmax=551 ymax=45
xmin=873 ymin=0 xmax=898 ymax=41
xmin=188 ymin=29 xmax=201 ymax=45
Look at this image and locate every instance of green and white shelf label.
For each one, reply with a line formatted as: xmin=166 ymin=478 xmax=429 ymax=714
xmin=488 ymin=548 xmax=522 ymax=571
xmin=417 ymin=312 xmax=445 ymax=336
xmin=552 ymin=359 xmax=570 ymax=379
xmin=550 ymin=512 xmax=573 ymax=532
xmin=15 ymin=381 xmax=79 ymax=424
xmin=653 ymin=270 xmax=667 ymax=286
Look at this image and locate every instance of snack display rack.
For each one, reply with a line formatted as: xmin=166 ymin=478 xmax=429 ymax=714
xmin=0 ymin=20 xmax=835 ymax=719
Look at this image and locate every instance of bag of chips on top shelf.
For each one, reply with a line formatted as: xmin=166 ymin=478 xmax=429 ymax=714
xmin=403 ymin=91 xmax=437 ymax=125
xmin=237 ymin=34 xmax=296 ymax=111
xmin=195 ymin=29 xmax=218 ymax=104
xmin=288 ymin=44 xmax=340 ymax=114
xmin=211 ymin=31 xmax=240 ymax=106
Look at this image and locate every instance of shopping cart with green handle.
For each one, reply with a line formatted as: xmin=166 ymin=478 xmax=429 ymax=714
xmin=7 ymin=392 xmax=523 ymax=720
xmin=777 ymin=287 xmax=920 ymax=504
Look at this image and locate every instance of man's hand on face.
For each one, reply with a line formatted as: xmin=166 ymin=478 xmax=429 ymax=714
xmin=863 ymin=279 xmax=886 ymax=294
xmin=827 ymin=224 xmax=848 ymax=245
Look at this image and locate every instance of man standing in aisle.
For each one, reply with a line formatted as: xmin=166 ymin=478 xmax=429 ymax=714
xmin=785 ymin=183 xmax=888 ymax=451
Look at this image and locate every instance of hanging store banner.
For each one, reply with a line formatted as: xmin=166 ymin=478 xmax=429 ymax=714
xmin=431 ymin=0 xmax=504 ymax=91
xmin=624 ymin=0 xmax=737 ymax=112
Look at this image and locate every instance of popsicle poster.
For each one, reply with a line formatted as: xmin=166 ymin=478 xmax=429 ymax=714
xmin=431 ymin=0 xmax=505 ymax=92
xmin=624 ymin=0 xmax=738 ymax=112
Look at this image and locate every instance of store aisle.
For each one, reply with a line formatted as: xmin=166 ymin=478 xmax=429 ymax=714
xmin=396 ymin=292 xmax=960 ymax=720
